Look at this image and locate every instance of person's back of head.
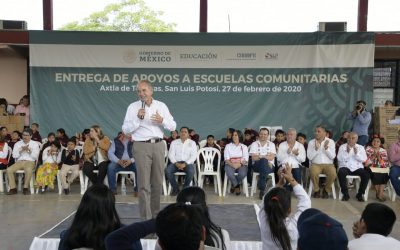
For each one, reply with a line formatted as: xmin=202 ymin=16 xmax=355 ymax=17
xmin=264 ymin=187 xmax=291 ymax=250
xmin=297 ymin=208 xmax=348 ymax=250
xmin=362 ymin=203 xmax=396 ymax=236
xmin=156 ymin=203 xmax=204 ymax=250
xmin=65 ymin=184 xmax=121 ymax=250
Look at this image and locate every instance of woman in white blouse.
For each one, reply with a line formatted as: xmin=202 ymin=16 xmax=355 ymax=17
xmin=224 ymin=130 xmax=249 ymax=195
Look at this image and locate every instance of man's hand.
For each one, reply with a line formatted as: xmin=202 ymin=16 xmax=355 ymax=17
xmin=324 ymin=140 xmax=329 ymax=150
xmin=266 ymin=153 xmax=275 ymax=161
xmin=124 ymin=159 xmax=132 ymax=167
xmin=315 ymin=141 xmax=320 ymax=151
xmin=347 ymin=145 xmax=351 ymax=153
xmin=137 ymin=108 xmax=145 ymax=119
xmin=118 ymin=160 xmax=126 ymax=167
xmin=352 ymin=220 xmax=365 ymax=239
xmin=292 ymin=148 xmax=299 ymax=156
xmin=354 ymin=146 xmax=358 ymax=155
xmin=150 ymin=111 xmax=163 ymax=124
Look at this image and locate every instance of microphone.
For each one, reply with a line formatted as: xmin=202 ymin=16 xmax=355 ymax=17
xmin=140 ymin=100 xmax=145 ymax=119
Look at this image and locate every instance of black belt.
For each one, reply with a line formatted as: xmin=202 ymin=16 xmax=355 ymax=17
xmin=142 ymin=138 xmax=162 ymax=143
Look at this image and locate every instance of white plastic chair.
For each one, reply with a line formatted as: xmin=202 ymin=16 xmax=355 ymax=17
xmin=250 ymin=172 xmax=275 ymax=197
xmin=337 ymin=175 xmax=370 ymax=201
xmin=197 ymin=147 xmax=222 ymax=196
xmin=223 ymin=172 xmax=249 ymax=197
xmin=307 ymin=174 xmax=337 ymax=199
xmin=115 ymin=171 xmax=136 ymax=195
xmin=56 ymin=169 xmax=85 ymax=195
xmin=16 ymin=169 xmax=35 ymax=194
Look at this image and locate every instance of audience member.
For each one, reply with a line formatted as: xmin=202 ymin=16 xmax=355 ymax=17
xmin=107 ymin=132 xmax=138 ymax=196
xmin=277 ymin=128 xmax=306 ymax=186
xmin=243 ymin=129 xmax=255 ymax=147
xmin=347 ymin=100 xmax=371 ymax=146
xmin=6 ymin=128 xmax=40 ymax=195
xmin=364 ymin=135 xmax=390 ymax=201
xmin=106 ymin=202 xmax=214 ymax=250
xmin=296 ymin=132 xmax=309 ymax=185
xmin=337 ymin=132 xmax=369 ymax=201
xmin=57 ymin=128 xmax=69 ymax=147
xmin=8 ymin=130 xmax=21 ymax=152
xmin=80 ymin=128 xmax=90 ymax=146
xmin=335 ymin=131 xmax=349 ymax=155
xmin=0 ymin=134 xmax=9 ymax=170
xmin=36 ymin=141 xmax=62 ymax=193
xmin=384 ymin=100 xmax=394 ymax=107
xmin=165 ymin=130 xmax=179 ymax=150
xmin=223 ymin=128 xmax=235 ymax=144
xmin=388 ymin=129 xmax=400 ymax=196
xmin=59 ymin=138 xmax=80 ymax=195
xmin=39 ymin=132 xmax=56 ymax=164
xmin=0 ymin=97 xmax=15 ymax=115
xmin=0 ymin=126 xmax=11 ymax=142
xmin=31 ymin=123 xmax=42 ymax=142
xmin=189 ymin=128 xmax=200 ymax=145
xmin=177 ymin=187 xmax=229 ymax=249
xmin=273 ymin=129 xmax=286 ymax=150
xmin=259 ymin=165 xmax=311 ymax=250
xmin=82 ymin=125 xmax=111 ymax=185
xmin=349 ymin=203 xmax=400 ymax=249
xmin=166 ymin=126 xmax=197 ymax=196
xmin=297 ymin=208 xmax=348 ymax=250
xmin=249 ymin=128 xmax=276 ymax=199
xmin=307 ymin=125 xmax=336 ymax=199
xmin=58 ymin=184 xmax=122 ymax=250
xmin=13 ymin=95 xmax=30 ymax=127
xmin=224 ymin=130 xmax=249 ymax=195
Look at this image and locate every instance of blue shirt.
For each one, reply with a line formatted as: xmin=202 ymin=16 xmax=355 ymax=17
xmin=347 ymin=110 xmax=371 ymax=136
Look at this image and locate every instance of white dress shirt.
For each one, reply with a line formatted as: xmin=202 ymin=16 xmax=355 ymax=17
xmin=12 ymin=140 xmax=40 ymax=162
xmin=168 ymin=138 xmax=197 ymax=165
xmin=307 ymin=137 xmax=336 ymax=164
xmin=42 ymin=146 xmax=62 ymax=164
xmin=348 ymin=233 xmax=400 ymax=250
xmin=277 ymin=141 xmax=306 ymax=168
xmin=249 ymin=140 xmax=276 ymax=165
xmin=122 ymin=99 xmax=176 ymax=141
xmin=337 ymin=143 xmax=367 ymax=172
xmin=224 ymin=143 xmax=249 ymax=162
xmin=259 ymin=184 xmax=311 ymax=250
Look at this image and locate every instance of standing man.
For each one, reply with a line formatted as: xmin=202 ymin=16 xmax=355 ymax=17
xmin=122 ymin=80 xmax=176 ymax=220
xmin=347 ymin=100 xmax=371 ymax=146
xmin=337 ymin=132 xmax=369 ymax=201
xmin=165 ymin=126 xmax=197 ymax=195
xmin=307 ymin=125 xmax=336 ymax=199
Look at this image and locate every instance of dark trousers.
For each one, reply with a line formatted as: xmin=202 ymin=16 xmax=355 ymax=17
xmin=83 ymin=161 xmax=108 ymax=185
xmin=338 ymin=167 xmax=369 ymax=195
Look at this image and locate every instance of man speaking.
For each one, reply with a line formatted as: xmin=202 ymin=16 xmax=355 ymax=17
xmin=122 ymin=80 xmax=176 ymax=220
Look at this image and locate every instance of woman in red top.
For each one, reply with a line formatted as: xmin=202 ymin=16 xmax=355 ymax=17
xmin=0 ymin=135 xmax=9 ymax=170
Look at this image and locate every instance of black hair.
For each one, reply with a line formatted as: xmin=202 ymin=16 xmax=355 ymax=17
xmin=264 ymin=187 xmax=292 ymax=250
xmin=156 ymin=203 xmax=203 ymax=250
xmin=57 ymin=128 xmax=66 ymax=136
xmin=68 ymin=136 xmax=77 ymax=145
xmin=362 ymin=203 xmax=396 ymax=236
xmin=23 ymin=128 xmax=33 ymax=136
xmin=357 ymin=100 xmax=366 ymax=106
xmin=259 ymin=127 xmax=270 ymax=134
xmin=275 ymin=129 xmax=285 ymax=136
xmin=180 ymin=126 xmax=190 ymax=132
xmin=244 ymin=129 xmax=252 ymax=135
xmin=296 ymin=133 xmax=306 ymax=140
xmin=0 ymin=126 xmax=6 ymax=131
xmin=207 ymin=135 xmax=214 ymax=139
xmin=316 ymin=124 xmax=327 ymax=132
xmin=177 ymin=187 xmax=226 ymax=250
xmin=65 ymin=184 xmax=121 ymax=250
xmin=47 ymin=132 xmax=55 ymax=138
xmin=48 ymin=140 xmax=61 ymax=150
xmin=31 ymin=123 xmax=39 ymax=127
xmin=82 ymin=128 xmax=90 ymax=135
xmin=233 ymin=130 xmax=243 ymax=143
xmin=13 ymin=130 xmax=21 ymax=138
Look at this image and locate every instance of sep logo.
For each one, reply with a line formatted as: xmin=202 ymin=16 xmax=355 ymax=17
xmin=123 ymin=50 xmax=136 ymax=63
xmin=265 ymin=52 xmax=278 ymax=60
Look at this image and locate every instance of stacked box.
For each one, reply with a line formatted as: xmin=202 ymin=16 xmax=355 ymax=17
xmin=0 ymin=115 xmax=25 ymax=132
xmin=374 ymin=106 xmax=400 ymax=148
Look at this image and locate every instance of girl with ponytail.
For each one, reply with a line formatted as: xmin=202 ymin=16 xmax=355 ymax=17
xmin=259 ymin=164 xmax=311 ymax=250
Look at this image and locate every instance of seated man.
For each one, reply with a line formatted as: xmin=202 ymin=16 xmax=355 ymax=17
xmin=249 ymin=128 xmax=276 ymax=199
xmin=337 ymin=132 xmax=369 ymax=201
xmin=107 ymin=132 xmax=138 ymax=196
xmin=6 ymin=128 xmax=40 ymax=195
xmin=307 ymin=125 xmax=336 ymax=198
xmin=388 ymin=130 xmax=400 ymax=197
xmin=350 ymin=203 xmax=400 ymax=249
xmin=166 ymin=126 xmax=197 ymax=196
xmin=277 ymin=128 xmax=306 ymax=185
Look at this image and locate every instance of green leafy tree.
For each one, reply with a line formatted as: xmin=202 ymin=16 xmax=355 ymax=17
xmin=60 ymin=0 xmax=175 ymax=32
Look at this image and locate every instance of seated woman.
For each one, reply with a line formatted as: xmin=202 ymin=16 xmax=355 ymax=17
xmin=82 ymin=125 xmax=110 ymax=185
xmin=0 ymin=135 xmax=9 ymax=170
xmin=58 ymin=184 xmax=122 ymax=250
xmin=259 ymin=164 xmax=311 ymax=250
xmin=177 ymin=187 xmax=230 ymax=249
xmin=224 ymin=130 xmax=248 ymax=195
xmin=59 ymin=138 xmax=81 ymax=195
xmin=364 ymin=135 xmax=390 ymax=201
xmin=36 ymin=141 xmax=61 ymax=193
xmin=13 ymin=95 xmax=30 ymax=128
